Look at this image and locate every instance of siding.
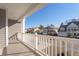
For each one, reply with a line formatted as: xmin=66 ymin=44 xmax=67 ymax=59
xmin=58 ymin=32 xmax=68 ymax=37
xmin=0 ymin=9 xmax=23 ymax=55
xmin=0 ymin=9 xmax=6 ymax=49
xmin=8 ymin=19 xmax=22 ymax=38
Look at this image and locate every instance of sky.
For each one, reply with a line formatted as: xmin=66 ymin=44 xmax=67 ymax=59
xmin=25 ymin=3 xmax=79 ymax=28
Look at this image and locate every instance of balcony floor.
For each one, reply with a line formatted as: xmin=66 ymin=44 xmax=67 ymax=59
xmin=6 ymin=39 xmax=39 ymax=56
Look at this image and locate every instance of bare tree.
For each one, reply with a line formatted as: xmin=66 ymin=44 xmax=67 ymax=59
xmin=71 ymin=19 xmax=76 ymax=22
xmin=39 ymin=25 xmax=44 ymax=29
xmin=60 ymin=22 xmax=64 ymax=26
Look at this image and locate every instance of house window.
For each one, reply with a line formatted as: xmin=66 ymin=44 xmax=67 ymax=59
xmin=68 ymin=29 xmax=70 ymax=31
xmin=74 ymin=33 xmax=76 ymax=36
xmin=74 ymin=29 xmax=76 ymax=31
xmin=71 ymin=29 xmax=73 ymax=31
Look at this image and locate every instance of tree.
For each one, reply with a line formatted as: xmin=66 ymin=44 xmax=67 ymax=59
xmin=50 ymin=24 xmax=54 ymax=28
xmin=71 ymin=19 xmax=76 ymax=22
xmin=65 ymin=20 xmax=68 ymax=25
xmin=39 ymin=25 xmax=44 ymax=29
xmin=50 ymin=24 xmax=54 ymax=27
xmin=60 ymin=22 xmax=64 ymax=26
xmin=27 ymin=28 xmax=34 ymax=33
xmin=46 ymin=25 xmax=50 ymax=29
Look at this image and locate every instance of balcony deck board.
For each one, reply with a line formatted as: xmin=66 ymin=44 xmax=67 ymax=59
xmin=6 ymin=39 xmax=39 ymax=56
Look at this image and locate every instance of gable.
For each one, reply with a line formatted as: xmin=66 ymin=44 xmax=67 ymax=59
xmin=60 ymin=27 xmax=65 ymax=30
xmin=67 ymin=23 xmax=79 ymax=28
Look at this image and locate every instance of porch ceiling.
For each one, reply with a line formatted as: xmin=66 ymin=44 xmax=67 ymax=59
xmin=0 ymin=3 xmax=47 ymax=21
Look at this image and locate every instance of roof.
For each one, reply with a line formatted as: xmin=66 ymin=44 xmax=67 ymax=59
xmin=60 ymin=25 xmax=67 ymax=28
xmin=58 ymin=25 xmax=67 ymax=32
xmin=0 ymin=3 xmax=47 ymax=21
xmin=67 ymin=21 xmax=79 ymax=27
xmin=60 ymin=21 xmax=79 ymax=28
xmin=58 ymin=20 xmax=79 ymax=32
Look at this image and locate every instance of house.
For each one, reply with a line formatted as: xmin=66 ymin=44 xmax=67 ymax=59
xmin=58 ymin=24 xmax=68 ymax=37
xmin=0 ymin=3 xmax=47 ymax=56
xmin=33 ymin=25 xmax=59 ymax=35
xmin=58 ymin=20 xmax=79 ymax=37
xmin=26 ymin=28 xmax=34 ymax=33
xmin=26 ymin=25 xmax=58 ymax=36
xmin=0 ymin=3 xmax=79 ymax=56
xmin=42 ymin=28 xmax=48 ymax=35
xmin=34 ymin=27 xmax=43 ymax=34
xmin=42 ymin=25 xmax=58 ymax=36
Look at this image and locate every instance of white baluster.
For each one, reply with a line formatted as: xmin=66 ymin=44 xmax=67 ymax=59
xmin=48 ymin=38 xmax=50 ymax=56
xmin=43 ymin=37 xmax=45 ymax=53
xmin=42 ymin=36 xmax=45 ymax=53
xmin=59 ymin=40 xmax=62 ymax=56
xmin=40 ymin=36 xmax=42 ymax=51
xmin=45 ymin=38 xmax=47 ymax=54
xmin=50 ymin=38 xmax=53 ymax=56
xmin=71 ymin=41 xmax=74 ymax=56
xmin=39 ymin=36 xmax=40 ymax=50
xmin=42 ymin=37 xmax=44 ymax=52
xmin=35 ymin=33 xmax=38 ymax=49
xmin=55 ymin=39 xmax=57 ymax=56
xmin=65 ymin=41 xmax=67 ymax=56
xmin=38 ymin=36 xmax=39 ymax=50
xmin=42 ymin=37 xmax=43 ymax=52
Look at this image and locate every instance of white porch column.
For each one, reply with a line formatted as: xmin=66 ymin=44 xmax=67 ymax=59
xmin=35 ymin=33 xmax=38 ymax=49
xmin=5 ymin=12 xmax=8 ymax=47
xmin=23 ymin=17 xmax=25 ymax=34
xmin=22 ymin=17 xmax=25 ymax=41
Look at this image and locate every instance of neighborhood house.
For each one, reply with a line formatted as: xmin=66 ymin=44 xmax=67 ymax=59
xmin=58 ymin=20 xmax=79 ymax=38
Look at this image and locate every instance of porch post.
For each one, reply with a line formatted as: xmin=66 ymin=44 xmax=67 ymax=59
xmin=35 ymin=33 xmax=38 ymax=49
xmin=23 ymin=17 xmax=25 ymax=34
xmin=5 ymin=12 xmax=8 ymax=47
xmin=2 ymin=11 xmax=9 ymax=56
xmin=22 ymin=17 xmax=25 ymax=41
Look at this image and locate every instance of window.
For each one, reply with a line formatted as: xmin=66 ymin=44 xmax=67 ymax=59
xmin=68 ymin=29 xmax=70 ymax=31
xmin=74 ymin=33 xmax=76 ymax=35
xmin=74 ymin=29 xmax=76 ymax=31
xmin=72 ymin=29 xmax=74 ymax=31
xmin=77 ymin=29 xmax=79 ymax=31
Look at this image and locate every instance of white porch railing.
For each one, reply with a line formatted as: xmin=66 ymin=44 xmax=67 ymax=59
xmin=20 ymin=33 xmax=79 ymax=56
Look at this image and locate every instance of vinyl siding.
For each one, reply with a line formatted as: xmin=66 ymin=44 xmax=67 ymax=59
xmin=8 ymin=19 xmax=22 ymax=39
xmin=0 ymin=9 xmax=6 ymax=49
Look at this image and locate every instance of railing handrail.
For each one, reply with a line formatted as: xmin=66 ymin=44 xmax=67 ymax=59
xmin=25 ymin=33 xmax=79 ymax=41
xmin=9 ymin=33 xmax=18 ymax=40
xmin=22 ymin=33 xmax=79 ymax=56
xmin=18 ymin=39 xmax=48 ymax=56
